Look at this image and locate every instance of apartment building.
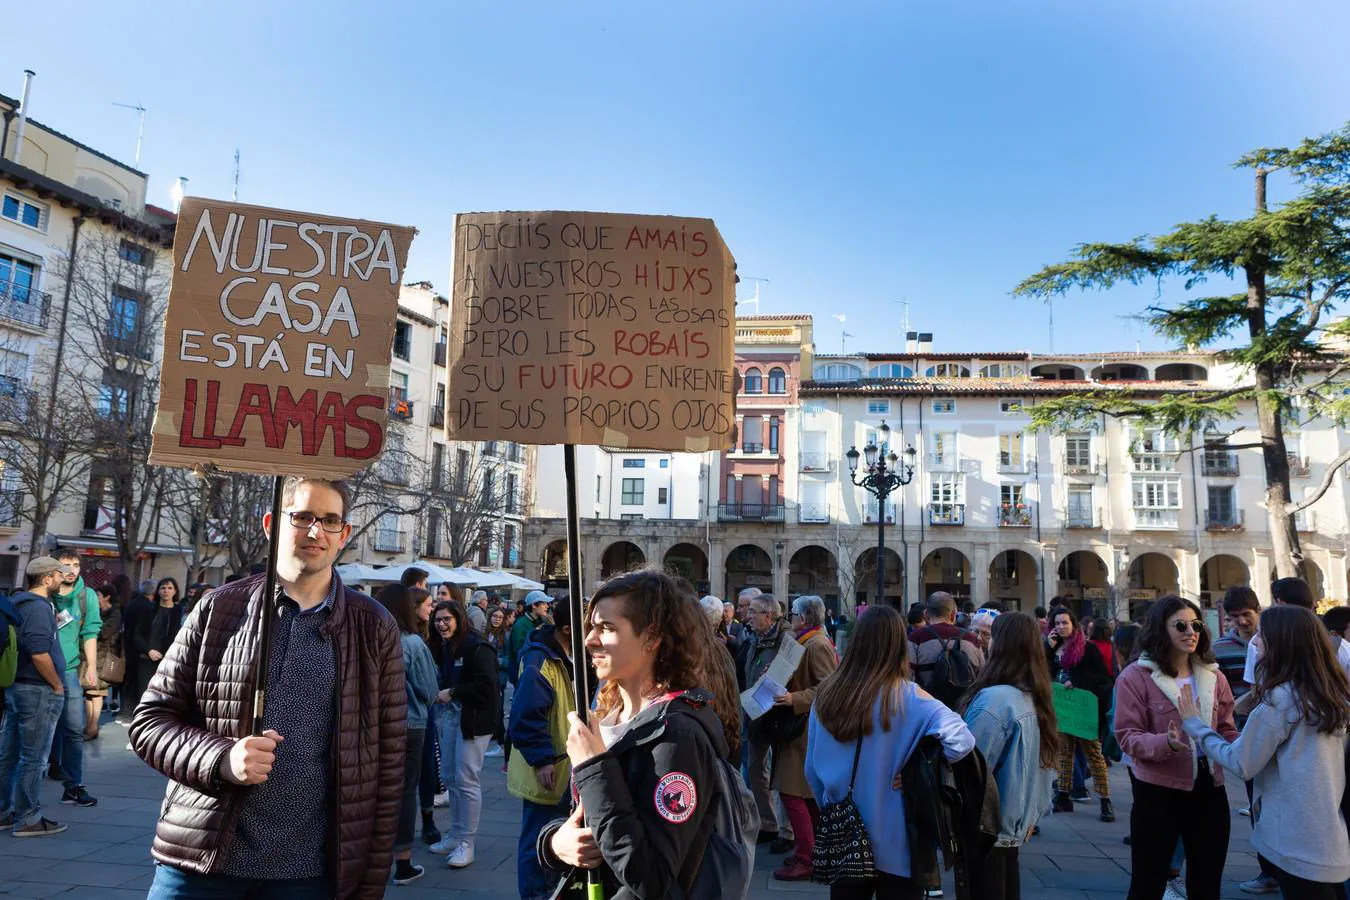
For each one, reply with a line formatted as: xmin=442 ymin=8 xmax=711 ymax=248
xmin=525 ymin=319 xmax=1350 ymax=618
xmin=0 ymin=87 xmax=180 ymax=586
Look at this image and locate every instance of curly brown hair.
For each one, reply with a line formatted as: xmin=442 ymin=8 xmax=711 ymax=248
xmin=588 ymin=569 xmax=740 ymax=759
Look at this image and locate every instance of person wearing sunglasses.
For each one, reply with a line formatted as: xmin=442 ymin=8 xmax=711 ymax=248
xmin=131 ymin=476 xmax=408 ymax=899
xmin=1114 ymin=595 xmax=1238 ymax=900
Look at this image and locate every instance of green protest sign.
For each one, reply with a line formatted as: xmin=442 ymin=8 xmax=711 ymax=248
xmin=1052 ymin=683 xmax=1099 ymax=741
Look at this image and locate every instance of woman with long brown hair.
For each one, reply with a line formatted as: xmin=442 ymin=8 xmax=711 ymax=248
xmin=538 ymin=569 xmax=737 ymax=897
xmin=1179 ymin=605 xmax=1350 ymax=899
xmin=960 ymin=612 xmax=1060 ymax=900
xmin=1045 ymin=606 xmax=1114 ymax=820
xmin=805 ymin=605 xmax=974 ymax=899
xmin=1115 ymin=594 xmax=1237 ymax=900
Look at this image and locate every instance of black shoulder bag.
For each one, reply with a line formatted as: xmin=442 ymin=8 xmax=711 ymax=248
xmin=811 ymin=734 xmax=876 ymax=885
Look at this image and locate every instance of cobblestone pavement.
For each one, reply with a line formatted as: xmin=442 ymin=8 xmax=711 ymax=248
xmin=0 ymin=716 xmax=1263 ymax=899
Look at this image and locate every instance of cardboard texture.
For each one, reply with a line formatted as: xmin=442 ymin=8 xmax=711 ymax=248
xmin=149 ymin=197 xmax=415 ymax=478
xmin=445 ymin=211 xmax=736 ymax=450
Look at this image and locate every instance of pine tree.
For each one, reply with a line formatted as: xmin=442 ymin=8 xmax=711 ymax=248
xmin=1014 ymin=123 xmax=1350 ymax=578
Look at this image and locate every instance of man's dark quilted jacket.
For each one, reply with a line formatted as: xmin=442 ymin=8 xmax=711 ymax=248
xmin=130 ymin=573 xmax=407 ymax=898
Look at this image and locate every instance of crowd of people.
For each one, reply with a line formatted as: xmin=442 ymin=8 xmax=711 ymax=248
xmin=2 ymin=475 xmax=1349 ymax=900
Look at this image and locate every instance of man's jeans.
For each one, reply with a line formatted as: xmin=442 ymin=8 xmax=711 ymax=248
xmin=0 ymin=683 xmax=63 ymax=826
xmin=147 ymin=864 xmax=329 ymax=899
xmin=48 ymin=668 xmax=85 ymax=789
xmin=518 ymin=798 xmax=569 ymax=900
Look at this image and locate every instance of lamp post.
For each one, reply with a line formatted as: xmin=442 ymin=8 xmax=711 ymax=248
xmin=846 ymin=421 xmax=916 ymax=607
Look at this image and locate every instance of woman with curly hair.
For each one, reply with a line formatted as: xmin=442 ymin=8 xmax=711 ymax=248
xmin=1179 ymin=605 xmax=1350 ymax=899
xmin=1045 ymin=606 xmax=1114 ymax=821
xmin=538 ymin=569 xmax=739 ymax=897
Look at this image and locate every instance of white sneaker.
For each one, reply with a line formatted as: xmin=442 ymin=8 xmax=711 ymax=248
xmin=429 ymin=835 xmax=460 ymax=854
xmin=1165 ymin=877 xmax=1188 ymax=900
xmin=446 ymin=840 xmax=474 ymax=868
xmin=484 ymin=744 xmax=504 ymax=758
xmin=433 ymin=791 xmax=449 ymax=808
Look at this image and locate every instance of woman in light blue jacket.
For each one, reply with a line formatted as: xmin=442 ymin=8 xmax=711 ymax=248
xmin=805 ymin=605 xmax=973 ymax=899
xmin=961 ymin=612 xmax=1062 ymax=900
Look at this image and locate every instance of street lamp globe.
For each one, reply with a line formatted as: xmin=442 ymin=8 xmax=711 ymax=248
xmin=846 ymin=446 xmax=861 ymax=474
xmin=863 ymin=441 xmax=879 ymax=468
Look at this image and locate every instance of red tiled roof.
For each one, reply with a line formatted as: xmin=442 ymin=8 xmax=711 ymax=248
xmin=816 ymin=352 xmax=1031 ymax=361
xmin=799 ymin=376 xmax=1230 ymax=397
xmin=736 ymin=314 xmax=811 ymax=321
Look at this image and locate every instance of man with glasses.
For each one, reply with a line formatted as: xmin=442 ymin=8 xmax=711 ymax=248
xmin=131 ymin=476 xmax=407 ymax=899
xmin=742 ymin=593 xmax=788 ymax=847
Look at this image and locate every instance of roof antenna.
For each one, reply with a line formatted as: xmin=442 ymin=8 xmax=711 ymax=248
xmin=1048 ymin=297 xmax=1055 ymax=353
xmin=833 ymin=314 xmax=848 ymax=353
xmin=736 ymin=277 xmax=769 ymax=316
xmin=232 ymin=148 xmax=240 ymax=201
xmin=112 ymin=101 xmax=146 ymax=166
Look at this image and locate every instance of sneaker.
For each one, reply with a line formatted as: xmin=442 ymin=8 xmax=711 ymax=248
xmin=1052 ymin=792 xmax=1074 ymax=813
xmin=1239 ymin=806 xmax=1252 ymax=817
xmin=392 ymin=862 xmax=425 ymax=885
xmin=924 ymin=889 xmax=945 ymax=898
xmin=14 ymin=817 xmax=67 ymax=837
xmin=1099 ymin=798 xmax=1116 ymax=822
xmin=446 ymin=841 xmax=475 ymax=868
xmin=1164 ymin=880 xmax=1188 ymax=900
xmin=429 ymin=835 xmax=461 ymax=855
xmin=1069 ymin=789 xmax=1091 ymax=802
xmin=772 ymin=858 xmax=812 ymax=881
xmin=1240 ymin=875 xmax=1280 ymax=894
xmin=500 ymin=763 xmax=508 ymax=774
xmin=61 ymin=787 xmax=98 ymax=808
xmin=484 ymin=744 xmax=504 ymax=758
xmin=433 ymin=791 xmax=449 ymax=808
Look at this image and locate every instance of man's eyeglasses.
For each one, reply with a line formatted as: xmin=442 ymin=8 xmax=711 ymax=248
xmin=287 ymin=511 xmax=347 ymax=533
xmin=1172 ymin=621 xmax=1205 ymax=635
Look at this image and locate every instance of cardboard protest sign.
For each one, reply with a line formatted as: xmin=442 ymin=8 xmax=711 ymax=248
xmin=445 ymin=211 xmax=736 ymax=451
xmin=149 ymin=198 xmax=416 ymax=478
xmin=1051 ymin=683 xmax=1099 ymax=741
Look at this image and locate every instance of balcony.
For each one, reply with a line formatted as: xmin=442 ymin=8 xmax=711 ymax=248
xmin=434 ymin=342 xmax=447 ymax=367
xmin=717 ymin=503 xmax=785 ymax=522
xmin=0 ymin=489 xmax=23 ymax=527
xmin=798 ymin=502 xmax=830 ymax=524
xmin=0 ymin=281 xmax=51 ymax=331
xmin=1132 ymin=452 xmax=1178 ymax=473
xmin=1288 ymin=454 xmax=1311 ymax=478
xmin=928 ymin=452 xmax=958 ymax=471
xmin=107 ymin=332 xmax=154 ymax=362
xmin=998 ymin=504 xmax=1033 ymax=527
xmin=997 ymin=459 xmax=1028 ymax=474
xmin=1205 ymin=509 xmax=1245 ymax=532
xmin=800 ymin=451 xmax=832 ymax=472
xmin=0 ymin=390 xmax=31 ymax=425
xmin=388 ymin=389 xmax=413 ymax=421
xmin=1063 ymin=457 xmax=1097 ymax=476
xmin=1202 ymin=452 xmax=1239 ymax=477
xmin=373 ymin=530 xmax=405 ymax=553
xmin=929 ymin=503 xmax=965 ymax=526
xmin=381 ymin=461 xmax=410 ymax=486
xmin=740 ymin=442 xmax=765 ymax=454
xmin=1065 ymin=507 xmax=1100 ymax=529
xmin=1133 ymin=508 xmax=1180 ymax=529
xmin=864 ymin=502 xmax=897 ymax=525
xmin=430 ymin=405 xmax=445 ymax=428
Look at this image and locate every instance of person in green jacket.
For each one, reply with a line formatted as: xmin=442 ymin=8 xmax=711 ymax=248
xmin=507 ymin=591 xmax=552 ymax=686
xmin=47 ymin=548 xmax=101 ymax=807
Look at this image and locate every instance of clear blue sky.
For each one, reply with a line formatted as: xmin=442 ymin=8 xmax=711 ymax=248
xmin=14 ymin=0 xmax=1349 ymax=355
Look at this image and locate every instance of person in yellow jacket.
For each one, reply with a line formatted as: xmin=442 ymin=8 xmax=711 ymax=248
xmin=508 ymin=598 xmax=576 ymax=900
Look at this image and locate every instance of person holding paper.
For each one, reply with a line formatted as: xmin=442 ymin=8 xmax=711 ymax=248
xmin=131 ymin=476 xmax=408 ymax=900
xmin=1045 ymin=607 xmax=1114 ymax=821
xmin=771 ymin=595 xmax=839 ymax=882
xmin=1113 ymin=595 xmax=1237 ymax=900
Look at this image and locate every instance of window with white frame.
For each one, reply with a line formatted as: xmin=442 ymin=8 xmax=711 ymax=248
xmin=1207 ymin=485 xmax=1237 ymax=526
xmin=1131 ymin=427 xmax=1182 ymax=471
xmin=930 ymin=474 xmax=964 ymax=505
xmin=999 ymin=398 xmax=1024 ymax=414
xmin=930 ymin=431 xmax=957 ymax=468
xmin=815 ymin=363 xmax=862 ymax=382
xmin=868 ymin=363 xmax=913 ymax=379
xmin=1132 ymin=475 xmax=1181 ymax=528
xmin=1065 ymin=433 xmax=1092 ymax=471
xmin=925 ymin=363 xmax=971 ymax=377
xmin=999 ymin=484 xmax=1030 ymax=524
xmin=622 ymin=458 xmax=645 ymax=468
xmin=2 ymin=192 xmax=47 ymax=231
xmin=866 ymin=399 xmax=890 ymax=415
xmin=931 ymin=398 xmax=956 ymax=415
xmin=998 ymin=433 xmax=1025 ymax=471
xmin=1066 ymin=483 xmax=1094 ymax=526
xmin=979 ymin=363 xmax=1025 ymax=378
xmin=767 ymin=367 xmax=787 ymax=394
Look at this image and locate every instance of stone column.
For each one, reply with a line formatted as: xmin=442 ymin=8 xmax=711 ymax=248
xmin=1251 ymin=549 xmax=1273 ymax=606
xmin=970 ymin=544 xmax=990 ymax=609
xmin=1180 ymin=549 xmax=1202 ymax=604
xmin=1040 ymin=545 xmax=1059 ymax=612
xmin=1328 ymin=551 xmax=1348 ymax=603
xmin=772 ymin=541 xmax=789 ymax=606
xmin=708 ymin=538 xmax=725 ymax=600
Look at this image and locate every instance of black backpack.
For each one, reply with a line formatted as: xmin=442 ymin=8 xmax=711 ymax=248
xmin=919 ymin=636 xmax=975 ymax=709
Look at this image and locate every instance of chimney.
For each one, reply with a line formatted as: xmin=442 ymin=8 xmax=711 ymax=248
xmin=917 ymin=332 xmax=933 ymax=354
xmin=905 ymin=331 xmax=919 ymax=354
xmin=12 ymin=69 xmax=34 ymax=164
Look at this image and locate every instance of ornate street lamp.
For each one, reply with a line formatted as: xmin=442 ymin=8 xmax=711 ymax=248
xmin=847 ymin=421 xmax=916 ymax=606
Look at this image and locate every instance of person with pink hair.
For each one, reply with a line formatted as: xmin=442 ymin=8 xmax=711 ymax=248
xmin=1046 ymin=606 xmax=1115 ymax=822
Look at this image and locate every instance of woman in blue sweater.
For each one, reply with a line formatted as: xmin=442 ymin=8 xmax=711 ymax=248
xmin=961 ymin=612 xmax=1061 ymax=900
xmin=376 ymin=583 xmax=440 ymax=886
xmin=805 ymin=605 xmax=974 ymax=899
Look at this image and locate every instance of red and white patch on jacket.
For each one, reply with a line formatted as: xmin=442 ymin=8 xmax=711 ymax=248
xmin=653 ymin=772 xmax=697 ymax=824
